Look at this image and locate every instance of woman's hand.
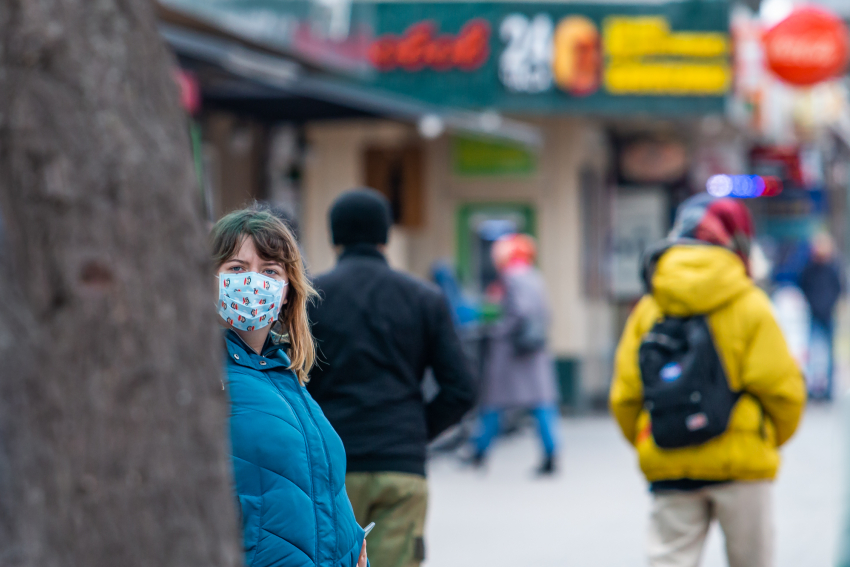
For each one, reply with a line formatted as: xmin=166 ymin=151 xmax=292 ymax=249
xmin=357 ymin=540 xmax=367 ymax=567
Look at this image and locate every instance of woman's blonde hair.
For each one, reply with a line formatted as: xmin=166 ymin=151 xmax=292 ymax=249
xmin=211 ymin=206 xmax=316 ymax=384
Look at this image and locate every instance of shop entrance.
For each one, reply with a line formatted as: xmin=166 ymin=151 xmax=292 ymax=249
xmin=456 ymin=202 xmax=537 ymax=293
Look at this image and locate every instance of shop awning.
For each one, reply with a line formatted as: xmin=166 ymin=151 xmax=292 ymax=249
xmin=159 ymin=22 xmax=543 ymax=147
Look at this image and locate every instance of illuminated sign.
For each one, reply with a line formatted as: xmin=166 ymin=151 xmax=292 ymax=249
xmin=706 ymin=175 xmax=783 ymax=198
xmin=367 ymin=2 xmax=731 ymax=114
xmin=604 ymin=17 xmax=730 ymax=95
xmin=497 ymin=14 xmax=601 ymax=96
xmin=164 ymin=0 xmax=732 ymax=113
xmin=495 ymin=14 xmax=729 ymax=96
xmin=764 ymin=7 xmax=849 ymax=86
xmin=369 ymin=19 xmax=491 ymax=71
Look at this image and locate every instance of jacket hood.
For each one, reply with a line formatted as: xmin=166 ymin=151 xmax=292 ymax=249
xmin=646 ymin=243 xmax=753 ymax=316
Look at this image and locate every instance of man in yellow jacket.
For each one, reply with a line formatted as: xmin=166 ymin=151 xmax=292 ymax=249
xmin=610 ymin=195 xmax=806 ymax=567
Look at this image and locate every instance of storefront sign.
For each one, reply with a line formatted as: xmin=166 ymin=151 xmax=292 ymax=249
xmin=160 ymin=0 xmax=374 ymax=74
xmin=164 ymin=0 xmax=730 ymax=114
xmin=604 ymin=17 xmax=729 ymax=95
xmin=619 ymin=138 xmax=688 ymax=183
xmin=495 ymin=13 xmax=728 ymax=96
xmin=369 ymin=20 xmax=491 ymax=71
xmin=367 ymin=1 xmax=731 ymax=114
xmin=764 ymin=7 xmax=849 ymax=86
xmin=453 ymin=136 xmax=536 ymax=176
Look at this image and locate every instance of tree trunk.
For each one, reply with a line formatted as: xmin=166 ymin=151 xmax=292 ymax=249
xmin=0 ymin=1 xmax=241 ymax=565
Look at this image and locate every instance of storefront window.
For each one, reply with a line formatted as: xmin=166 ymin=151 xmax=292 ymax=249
xmin=364 ymin=146 xmax=425 ymax=227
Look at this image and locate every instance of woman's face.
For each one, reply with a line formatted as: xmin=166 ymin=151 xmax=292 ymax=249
xmin=217 ymin=236 xmax=289 ymax=304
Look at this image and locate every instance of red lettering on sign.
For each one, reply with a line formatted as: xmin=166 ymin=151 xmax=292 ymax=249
xmin=369 ymin=19 xmax=491 ymax=72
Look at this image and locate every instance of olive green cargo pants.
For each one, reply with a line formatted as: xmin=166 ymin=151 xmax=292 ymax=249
xmin=346 ymin=472 xmax=428 ymax=567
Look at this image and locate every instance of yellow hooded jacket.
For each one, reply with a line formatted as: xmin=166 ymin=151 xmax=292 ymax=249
xmin=610 ymin=244 xmax=806 ymax=482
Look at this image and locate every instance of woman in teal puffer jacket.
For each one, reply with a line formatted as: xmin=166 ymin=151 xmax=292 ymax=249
xmin=212 ymin=207 xmax=367 ymax=567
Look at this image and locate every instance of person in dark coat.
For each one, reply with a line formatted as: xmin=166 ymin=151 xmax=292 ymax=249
xmin=473 ymin=233 xmax=560 ymax=474
xmin=798 ymin=233 xmax=843 ymax=400
xmin=307 ymin=189 xmax=476 ymax=567
xmin=212 ymin=207 xmax=367 ymax=567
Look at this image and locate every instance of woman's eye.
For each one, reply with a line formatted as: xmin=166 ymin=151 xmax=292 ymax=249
xmin=228 ymin=266 xmax=244 ymax=272
xmin=264 ymin=269 xmax=279 ymax=276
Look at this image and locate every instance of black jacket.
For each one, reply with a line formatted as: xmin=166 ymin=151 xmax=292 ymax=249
xmin=799 ymin=260 xmax=843 ymax=324
xmin=307 ymin=245 xmax=475 ymax=477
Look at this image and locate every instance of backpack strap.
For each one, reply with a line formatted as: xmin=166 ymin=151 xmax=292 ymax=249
xmin=642 ymin=332 xmax=684 ymax=351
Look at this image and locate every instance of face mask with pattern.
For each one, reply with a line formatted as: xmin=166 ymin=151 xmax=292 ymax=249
xmin=217 ymin=272 xmax=286 ymax=331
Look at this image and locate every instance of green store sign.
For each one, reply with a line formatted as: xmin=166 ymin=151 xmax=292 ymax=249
xmin=453 ymin=136 xmax=536 ymax=176
xmin=365 ymin=0 xmax=730 ymax=114
xmin=163 ymin=0 xmax=730 ymax=115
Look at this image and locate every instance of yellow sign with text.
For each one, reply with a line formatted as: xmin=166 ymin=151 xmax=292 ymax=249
xmin=603 ymin=17 xmax=731 ymax=95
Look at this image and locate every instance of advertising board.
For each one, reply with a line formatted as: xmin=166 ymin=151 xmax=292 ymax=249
xmin=367 ymin=1 xmax=731 ymax=114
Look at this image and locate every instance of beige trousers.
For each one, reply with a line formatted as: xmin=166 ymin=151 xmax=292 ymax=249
xmin=648 ymin=481 xmax=773 ymax=567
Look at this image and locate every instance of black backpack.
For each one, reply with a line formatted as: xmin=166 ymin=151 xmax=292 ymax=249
xmin=638 ymin=316 xmax=740 ymax=449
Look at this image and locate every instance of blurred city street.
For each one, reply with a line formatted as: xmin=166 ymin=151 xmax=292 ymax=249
xmin=7 ymin=0 xmax=850 ymax=564
xmin=426 ymin=403 xmax=843 ymax=567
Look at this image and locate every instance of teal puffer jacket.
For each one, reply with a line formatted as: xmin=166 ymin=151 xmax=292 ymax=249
xmin=225 ymin=330 xmax=365 ymax=567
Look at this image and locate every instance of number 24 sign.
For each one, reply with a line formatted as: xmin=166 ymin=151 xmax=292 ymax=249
xmin=500 ymin=13 xmax=601 ymax=96
xmin=368 ymin=12 xmax=602 ymax=97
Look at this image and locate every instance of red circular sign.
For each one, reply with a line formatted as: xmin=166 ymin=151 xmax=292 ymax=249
xmin=764 ymin=7 xmax=850 ymax=86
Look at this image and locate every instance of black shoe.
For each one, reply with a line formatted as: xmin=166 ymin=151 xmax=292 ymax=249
xmin=470 ymin=452 xmax=486 ymax=468
xmin=536 ymin=454 xmax=556 ymax=475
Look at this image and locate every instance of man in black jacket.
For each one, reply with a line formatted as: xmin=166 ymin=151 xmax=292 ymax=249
xmin=307 ymin=188 xmax=475 ymax=567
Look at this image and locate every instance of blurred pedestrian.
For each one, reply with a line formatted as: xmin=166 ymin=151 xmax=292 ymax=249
xmin=472 ymin=234 xmax=560 ymax=475
xmin=213 ymin=207 xmax=368 ymax=567
xmin=307 ymin=189 xmax=476 ymax=567
xmin=610 ymin=195 xmax=806 ymax=567
xmin=798 ymin=232 xmax=843 ymax=400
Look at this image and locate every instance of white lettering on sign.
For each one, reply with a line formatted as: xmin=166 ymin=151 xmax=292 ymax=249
xmin=768 ymin=36 xmax=840 ymax=67
xmin=499 ymin=14 xmax=554 ymax=93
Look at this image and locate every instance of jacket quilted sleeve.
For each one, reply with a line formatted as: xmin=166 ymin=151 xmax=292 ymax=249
xmin=738 ymin=289 xmax=806 ymax=447
xmin=610 ymin=296 xmax=658 ymax=445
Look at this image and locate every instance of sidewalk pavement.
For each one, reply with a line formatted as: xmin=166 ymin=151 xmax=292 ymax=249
xmin=425 ymin=403 xmax=843 ymax=567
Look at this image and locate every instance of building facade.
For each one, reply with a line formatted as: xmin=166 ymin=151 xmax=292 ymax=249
xmin=161 ymin=0 xmax=734 ymax=408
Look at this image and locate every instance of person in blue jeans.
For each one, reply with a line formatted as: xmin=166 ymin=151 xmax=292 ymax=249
xmin=475 ymin=406 xmax=559 ymax=465
xmin=212 ymin=206 xmax=368 ymax=567
xmin=798 ymin=233 xmax=843 ymax=400
xmin=472 ymin=234 xmax=560 ymax=474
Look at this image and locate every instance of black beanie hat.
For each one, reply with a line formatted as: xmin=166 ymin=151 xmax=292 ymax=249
xmin=329 ymin=188 xmax=391 ymax=246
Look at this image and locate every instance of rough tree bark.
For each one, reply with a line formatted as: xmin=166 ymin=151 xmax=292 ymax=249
xmin=0 ymin=1 xmax=241 ymax=566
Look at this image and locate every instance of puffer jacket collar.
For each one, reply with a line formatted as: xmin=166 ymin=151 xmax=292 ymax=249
xmin=224 ymin=329 xmax=291 ymax=373
xmin=642 ymin=241 xmax=752 ymax=317
xmin=641 ymin=238 xmax=705 ymax=293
